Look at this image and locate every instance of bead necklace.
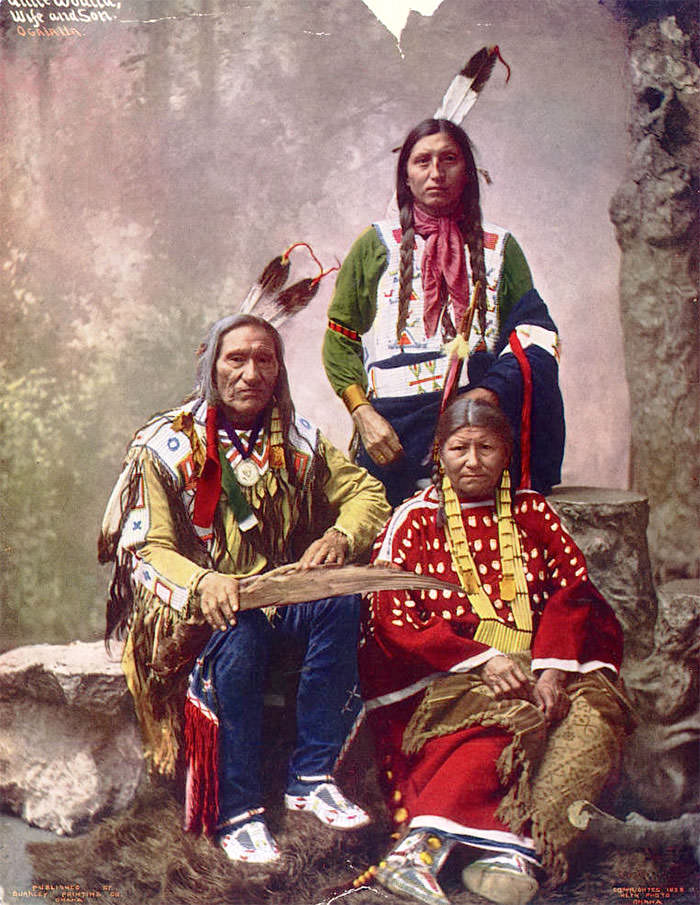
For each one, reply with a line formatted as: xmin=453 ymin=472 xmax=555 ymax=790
xmin=442 ymin=469 xmax=532 ymax=652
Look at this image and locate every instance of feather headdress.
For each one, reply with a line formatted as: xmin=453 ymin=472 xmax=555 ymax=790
xmin=433 ymin=45 xmax=511 ymax=126
xmin=239 ymin=241 xmax=338 ymax=327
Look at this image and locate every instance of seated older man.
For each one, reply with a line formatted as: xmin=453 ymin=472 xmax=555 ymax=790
xmin=100 ymin=312 xmax=391 ymax=863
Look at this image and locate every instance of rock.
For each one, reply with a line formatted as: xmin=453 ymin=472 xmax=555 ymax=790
xmin=608 ymin=13 xmax=700 ymax=583
xmin=548 ymin=487 xmax=657 ymax=659
xmin=0 ymin=640 xmax=143 ymax=835
xmin=621 ymin=580 xmax=700 ymax=819
xmin=547 ymin=492 xmax=698 ymax=819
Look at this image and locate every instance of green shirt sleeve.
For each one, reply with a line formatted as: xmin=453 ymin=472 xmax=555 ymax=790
xmin=323 ymin=226 xmax=388 ymax=397
xmin=496 ymin=234 xmax=534 ymax=325
xmin=323 ymin=228 xmax=532 ymax=395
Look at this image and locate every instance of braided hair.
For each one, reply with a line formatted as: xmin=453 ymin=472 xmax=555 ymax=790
xmin=395 ymin=118 xmax=487 ymax=341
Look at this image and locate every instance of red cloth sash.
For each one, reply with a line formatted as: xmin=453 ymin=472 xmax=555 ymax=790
xmin=192 ymin=405 xmax=222 ymax=536
xmin=508 ymin=330 xmax=533 ymax=490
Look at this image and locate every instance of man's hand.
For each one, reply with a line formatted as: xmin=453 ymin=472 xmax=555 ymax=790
xmin=533 ymin=668 xmax=570 ymax=725
xmin=197 ymin=572 xmax=240 ymax=631
xmin=480 ymin=654 xmax=533 ymax=700
xmin=352 ymin=404 xmax=404 ymax=467
xmin=298 ymin=528 xmax=350 ymax=570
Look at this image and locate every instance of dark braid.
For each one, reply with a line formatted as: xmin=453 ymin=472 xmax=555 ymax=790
xmin=395 ymin=118 xmax=487 ymax=340
xmin=396 ymin=201 xmax=416 ymax=341
xmin=431 ymin=456 xmax=447 ymax=528
xmin=462 ymin=209 xmax=488 ymax=336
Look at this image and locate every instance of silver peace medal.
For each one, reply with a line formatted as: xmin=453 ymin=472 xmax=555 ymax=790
xmin=234 ymin=459 xmax=260 ymax=486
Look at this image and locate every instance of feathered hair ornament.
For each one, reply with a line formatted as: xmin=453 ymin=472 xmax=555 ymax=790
xmin=433 ymin=45 xmax=511 ymax=125
xmin=239 ymin=241 xmax=338 ymax=327
xmin=389 ymin=45 xmax=510 ymax=157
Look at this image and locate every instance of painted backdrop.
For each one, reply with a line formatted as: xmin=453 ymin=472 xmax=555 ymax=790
xmin=0 ymin=0 xmax=631 ymax=647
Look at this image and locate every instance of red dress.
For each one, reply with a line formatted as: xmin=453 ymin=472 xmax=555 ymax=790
xmin=359 ymin=485 xmax=623 ymax=862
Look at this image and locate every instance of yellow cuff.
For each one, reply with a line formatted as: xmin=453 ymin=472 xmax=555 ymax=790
xmin=342 ymin=383 xmax=369 ymax=414
xmin=190 ymin=569 xmax=215 ymax=595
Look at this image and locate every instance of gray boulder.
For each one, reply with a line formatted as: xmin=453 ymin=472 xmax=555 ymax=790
xmin=622 ymin=579 xmax=700 ymax=818
xmin=0 ymin=640 xmax=143 ymax=835
xmin=608 ymin=14 xmax=700 ymax=583
xmin=549 ymin=489 xmax=699 ymax=819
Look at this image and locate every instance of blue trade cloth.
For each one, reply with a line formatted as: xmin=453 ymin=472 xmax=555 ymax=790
xmin=477 ymin=289 xmax=565 ymax=495
xmin=357 ymin=289 xmax=565 ymax=505
xmin=188 ymin=595 xmax=361 ymax=834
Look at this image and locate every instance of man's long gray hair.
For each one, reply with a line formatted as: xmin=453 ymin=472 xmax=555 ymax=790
xmin=195 ymin=313 xmax=296 ymax=446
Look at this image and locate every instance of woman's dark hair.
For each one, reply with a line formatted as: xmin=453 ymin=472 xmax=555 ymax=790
xmin=431 ymin=397 xmax=513 ymax=523
xmin=395 ymin=118 xmax=487 ymax=341
xmin=435 ymin=396 xmax=513 ymax=458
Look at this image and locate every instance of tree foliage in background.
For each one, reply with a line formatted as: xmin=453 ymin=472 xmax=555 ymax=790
xmin=0 ymin=242 xmax=207 ymax=651
xmin=0 ymin=244 xmax=110 ymax=648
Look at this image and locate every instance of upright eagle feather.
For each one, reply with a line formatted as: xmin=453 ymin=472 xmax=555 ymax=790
xmin=434 ymin=45 xmax=510 ymax=125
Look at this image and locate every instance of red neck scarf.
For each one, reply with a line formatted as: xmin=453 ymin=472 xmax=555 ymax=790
xmin=413 ymin=205 xmax=469 ymax=338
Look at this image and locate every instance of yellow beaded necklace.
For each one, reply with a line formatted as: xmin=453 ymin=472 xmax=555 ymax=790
xmin=442 ymin=470 xmax=532 ymax=652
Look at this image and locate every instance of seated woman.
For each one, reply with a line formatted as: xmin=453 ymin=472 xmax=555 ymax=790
xmin=358 ymin=397 xmax=633 ymax=905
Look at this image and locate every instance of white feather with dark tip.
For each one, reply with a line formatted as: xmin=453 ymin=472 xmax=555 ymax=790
xmin=434 ymin=46 xmax=509 ymax=125
xmin=239 ymin=253 xmax=292 ymax=315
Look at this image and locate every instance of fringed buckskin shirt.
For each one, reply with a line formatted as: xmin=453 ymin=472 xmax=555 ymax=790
xmin=101 ymin=397 xmax=390 ymax=776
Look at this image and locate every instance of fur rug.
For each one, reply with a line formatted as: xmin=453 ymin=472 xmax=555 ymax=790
xmin=29 ymin=781 xmax=387 ymax=905
xmin=28 ymin=778 xmax=698 ymax=905
xmin=27 ymin=704 xmax=698 ymax=905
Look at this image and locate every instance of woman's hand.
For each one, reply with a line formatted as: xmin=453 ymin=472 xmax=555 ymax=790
xmin=197 ymin=572 xmax=240 ymax=632
xmin=533 ymin=668 xmax=570 ymax=725
xmin=298 ymin=528 xmax=350 ymax=569
xmin=352 ymin=404 xmax=404 ymax=466
xmin=480 ymin=654 xmax=533 ymax=701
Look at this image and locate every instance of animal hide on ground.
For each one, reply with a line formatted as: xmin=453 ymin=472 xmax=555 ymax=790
xmin=28 ymin=712 xmax=698 ymax=905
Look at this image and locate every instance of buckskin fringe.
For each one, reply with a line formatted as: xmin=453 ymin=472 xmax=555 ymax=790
xmin=121 ymin=621 xmax=182 ymax=777
xmin=123 ymin=581 xmax=207 ymax=777
xmin=104 ymin=449 xmax=208 ymax=642
xmin=400 ymin=664 xmax=633 ymax=887
xmin=184 ymin=692 xmax=220 ymax=836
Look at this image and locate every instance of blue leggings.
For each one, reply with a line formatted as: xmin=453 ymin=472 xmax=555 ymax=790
xmin=191 ymin=594 xmax=361 ymax=829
